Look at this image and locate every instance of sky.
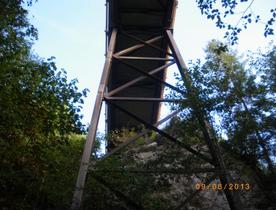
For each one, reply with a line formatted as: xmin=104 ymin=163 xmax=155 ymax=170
xmin=28 ymin=0 xmax=275 ymax=133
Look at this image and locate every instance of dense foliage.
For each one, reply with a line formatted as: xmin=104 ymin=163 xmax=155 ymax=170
xmin=170 ymin=40 xmax=275 ymax=172
xmin=0 ymin=0 xmax=89 ymax=209
xmin=168 ymin=41 xmax=276 ymax=205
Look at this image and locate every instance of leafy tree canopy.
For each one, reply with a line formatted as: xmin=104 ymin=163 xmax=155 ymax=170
xmin=196 ymin=0 xmax=276 ymax=44
xmin=0 ymin=0 xmax=89 ymax=208
xmin=170 ymin=40 xmax=275 ymax=175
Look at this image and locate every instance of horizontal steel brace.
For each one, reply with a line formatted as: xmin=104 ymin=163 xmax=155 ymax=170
xmin=104 ymin=96 xmax=186 ymax=103
xmin=119 ymin=8 xmax=165 ymax=13
xmin=90 ymin=168 xmax=220 ymax=175
xmin=114 ymin=55 xmax=174 ymax=61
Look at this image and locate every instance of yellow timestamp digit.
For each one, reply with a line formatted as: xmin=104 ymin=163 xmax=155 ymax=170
xmin=195 ymin=183 xmax=201 ymax=190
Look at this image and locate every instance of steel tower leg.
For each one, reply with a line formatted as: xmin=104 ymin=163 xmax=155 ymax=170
xmin=165 ymin=29 xmax=243 ymax=210
xmin=71 ymin=29 xmax=117 ymax=210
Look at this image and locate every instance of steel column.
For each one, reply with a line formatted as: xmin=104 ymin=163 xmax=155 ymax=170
xmin=165 ymin=29 xmax=243 ymax=210
xmin=71 ymin=29 xmax=117 ymax=210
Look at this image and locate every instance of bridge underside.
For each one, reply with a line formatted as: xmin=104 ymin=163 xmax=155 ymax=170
xmin=106 ymin=0 xmax=176 ymax=131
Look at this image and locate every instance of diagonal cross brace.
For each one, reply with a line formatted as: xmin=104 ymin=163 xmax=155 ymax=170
xmin=107 ymin=61 xmax=175 ymax=96
xmin=108 ymin=101 xmax=214 ymax=165
xmin=90 ymin=109 xmax=182 ymax=166
xmin=114 ymin=35 xmax=163 ymax=57
xmin=114 ymin=57 xmax=185 ymax=95
xmin=121 ymin=31 xmax=173 ymax=56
